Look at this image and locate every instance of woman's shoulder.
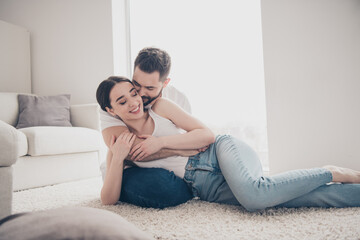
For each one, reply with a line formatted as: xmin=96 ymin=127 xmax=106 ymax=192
xmin=152 ymin=98 xmax=178 ymax=118
xmin=152 ymin=98 xmax=175 ymax=110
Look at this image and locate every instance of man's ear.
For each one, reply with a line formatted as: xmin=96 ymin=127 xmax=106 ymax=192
xmin=163 ymin=78 xmax=170 ymax=88
xmin=105 ymin=107 xmax=116 ymax=117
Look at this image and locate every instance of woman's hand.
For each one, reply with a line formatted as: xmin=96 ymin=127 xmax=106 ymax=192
xmin=130 ymin=135 xmax=164 ymax=161
xmin=109 ymin=131 xmax=136 ymax=161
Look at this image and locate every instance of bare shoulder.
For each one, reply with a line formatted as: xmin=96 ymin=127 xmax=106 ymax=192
xmin=152 ymin=98 xmax=181 ymax=118
xmin=152 ymin=98 xmax=177 ymax=110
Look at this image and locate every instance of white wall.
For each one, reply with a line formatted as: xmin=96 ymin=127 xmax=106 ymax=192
xmin=0 ymin=20 xmax=31 ymax=93
xmin=0 ymin=0 xmax=114 ymax=104
xmin=261 ymin=0 xmax=360 ymax=174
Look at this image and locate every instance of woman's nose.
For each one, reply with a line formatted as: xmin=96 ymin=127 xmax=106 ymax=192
xmin=128 ymin=99 xmax=139 ymax=107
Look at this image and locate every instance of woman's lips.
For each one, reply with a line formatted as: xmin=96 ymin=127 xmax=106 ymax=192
xmin=130 ymin=105 xmax=140 ymax=114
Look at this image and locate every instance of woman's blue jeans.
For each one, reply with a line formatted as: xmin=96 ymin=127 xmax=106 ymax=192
xmin=184 ymin=135 xmax=360 ymax=211
xmin=120 ymin=167 xmax=193 ymax=209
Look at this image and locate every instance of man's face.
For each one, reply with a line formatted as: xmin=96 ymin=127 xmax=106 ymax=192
xmin=132 ymin=66 xmax=167 ymax=107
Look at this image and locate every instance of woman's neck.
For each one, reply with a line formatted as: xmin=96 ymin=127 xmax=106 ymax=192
xmin=121 ymin=110 xmax=152 ymax=135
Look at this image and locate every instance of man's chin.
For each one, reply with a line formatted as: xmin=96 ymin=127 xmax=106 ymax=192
xmin=142 ymin=98 xmax=150 ymax=105
xmin=143 ymin=101 xmax=151 ymax=107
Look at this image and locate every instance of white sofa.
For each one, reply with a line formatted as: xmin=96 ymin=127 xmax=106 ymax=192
xmin=0 ymin=92 xmax=101 ymax=219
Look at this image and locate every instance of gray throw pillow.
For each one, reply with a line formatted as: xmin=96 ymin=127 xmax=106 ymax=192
xmin=16 ymin=94 xmax=72 ymax=128
xmin=0 ymin=207 xmax=153 ymax=240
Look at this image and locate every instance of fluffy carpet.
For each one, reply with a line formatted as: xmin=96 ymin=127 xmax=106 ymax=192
xmin=13 ymin=177 xmax=360 ymax=240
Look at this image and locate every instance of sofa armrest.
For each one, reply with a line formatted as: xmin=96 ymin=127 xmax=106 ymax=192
xmin=70 ymin=104 xmax=100 ymax=131
xmin=0 ymin=120 xmax=27 ymax=167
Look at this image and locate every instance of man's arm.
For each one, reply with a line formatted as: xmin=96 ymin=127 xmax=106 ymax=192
xmin=102 ymin=126 xmax=197 ymax=161
xmin=136 ymin=148 xmax=200 ymax=161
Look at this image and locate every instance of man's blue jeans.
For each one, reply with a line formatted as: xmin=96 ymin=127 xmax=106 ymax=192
xmin=120 ymin=167 xmax=193 ymax=209
xmin=184 ymin=135 xmax=360 ymax=212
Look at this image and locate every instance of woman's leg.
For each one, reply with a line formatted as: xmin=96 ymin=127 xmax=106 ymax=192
xmin=215 ymin=135 xmax=360 ymax=211
xmin=120 ymin=167 xmax=193 ymax=209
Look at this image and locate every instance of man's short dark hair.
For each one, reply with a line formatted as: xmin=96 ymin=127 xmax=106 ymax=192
xmin=134 ymin=47 xmax=171 ymax=82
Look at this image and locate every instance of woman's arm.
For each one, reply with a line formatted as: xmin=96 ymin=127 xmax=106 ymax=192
xmin=130 ymin=98 xmax=215 ymax=161
xmin=156 ymin=98 xmax=215 ymax=149
xmin=100 ymin=132 xmax=135 ymax=205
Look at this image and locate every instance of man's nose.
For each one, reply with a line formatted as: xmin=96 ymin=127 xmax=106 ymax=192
xmin=138 ymin=87 xmax=146 ymax=96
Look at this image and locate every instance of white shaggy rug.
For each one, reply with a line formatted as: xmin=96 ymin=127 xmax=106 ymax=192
xmin=13 ymin=177 xmax=360 ymax=240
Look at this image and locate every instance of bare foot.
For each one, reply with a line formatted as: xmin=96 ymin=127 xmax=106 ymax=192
xmin=323 ymin=165 xmax=360 ymax=183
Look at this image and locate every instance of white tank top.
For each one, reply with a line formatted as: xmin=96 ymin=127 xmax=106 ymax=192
xmin=134 ymin=108 xmax=189 ymax=178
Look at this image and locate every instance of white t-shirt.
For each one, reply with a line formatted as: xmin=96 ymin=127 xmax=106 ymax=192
xmin=99 ymin=85 xmax=191 ymax=131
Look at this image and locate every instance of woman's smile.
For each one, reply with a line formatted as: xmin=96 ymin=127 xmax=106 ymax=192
xmin=129 ymin=105 xmax=141 ymax=114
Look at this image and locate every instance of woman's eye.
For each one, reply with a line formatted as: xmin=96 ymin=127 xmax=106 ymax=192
xmin=132 ymin=92 xmax=138 ymax=96
xmin=119 ymin=101 xmax=126 ymax=105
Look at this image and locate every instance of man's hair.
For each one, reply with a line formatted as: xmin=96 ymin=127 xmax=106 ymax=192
xmin=134 ymin=47 xmax=171 ymax=82
xmin=96 ymin=76 xmax=132 ymax=111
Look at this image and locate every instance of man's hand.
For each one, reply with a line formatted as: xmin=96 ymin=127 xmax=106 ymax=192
xmin=109 ymin=131 xmax=136 ymax=161
xmin=129 ymin=135 xmax=164 ymax=161
xmin=198 ymin=145 xmax=209 ymax=153
xmin=103 ymin=126 xmax=209 ymax=162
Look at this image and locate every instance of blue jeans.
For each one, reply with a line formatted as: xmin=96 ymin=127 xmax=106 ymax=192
xmin=120 ymin=167 xmax=193 ymax=209
xmin=184 ymin=135 xmax=360 ymax=212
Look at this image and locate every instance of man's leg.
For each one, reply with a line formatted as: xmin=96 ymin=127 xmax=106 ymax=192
xmin=277 ymin=183 xmax=360 ymax=208
xmin=215 ymin=135 xmax=335 ymax=211
xmin=120 ymin=167 xmax=193 ymax=209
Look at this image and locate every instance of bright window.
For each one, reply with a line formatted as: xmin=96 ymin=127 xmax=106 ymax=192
xmin=129 ymin=0 xmax=268 ymax=170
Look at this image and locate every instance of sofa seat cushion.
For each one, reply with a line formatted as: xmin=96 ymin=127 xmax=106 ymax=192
xmin=19 ymin=127 xmax=100 ymax=156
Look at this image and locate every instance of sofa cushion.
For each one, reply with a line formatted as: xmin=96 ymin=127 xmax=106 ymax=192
xmin=19 ymin=127 xmax=100 ymax=156
xmin=16 ymin=94 xmax=72 ymax=129
xmin=0 ymin=206 xmax=153 ymax=240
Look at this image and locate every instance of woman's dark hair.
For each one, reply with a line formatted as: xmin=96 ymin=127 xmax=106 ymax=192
xmin=96 ymin=76 xmax=132 ymax=111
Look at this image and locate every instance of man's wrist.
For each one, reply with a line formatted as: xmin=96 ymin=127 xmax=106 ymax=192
xmin=162 ymin=148 xmax=181 ymax=155
xmin=159 ymin=136 xmax=167 ymax=149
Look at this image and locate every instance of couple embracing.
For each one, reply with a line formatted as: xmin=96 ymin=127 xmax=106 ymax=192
xmin=97 ymin=47 xmax=360 ymax=211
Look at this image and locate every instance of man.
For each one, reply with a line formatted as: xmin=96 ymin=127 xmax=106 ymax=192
xmin=100 ymin=47 xmax=195 ymax=208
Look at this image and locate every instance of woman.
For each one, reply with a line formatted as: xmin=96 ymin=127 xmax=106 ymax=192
xmin=97 ymin=76 xmax=360 ymax=211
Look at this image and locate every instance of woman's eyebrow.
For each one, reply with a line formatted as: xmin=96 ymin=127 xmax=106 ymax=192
xmin=115 ymin=88 xmax=136 ymax=102
xmin=115 ymin=95 xmax=124 ymax=102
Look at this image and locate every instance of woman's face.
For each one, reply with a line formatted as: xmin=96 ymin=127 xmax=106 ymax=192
xmin=106 ymin=82 xmax=144 ymax=120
